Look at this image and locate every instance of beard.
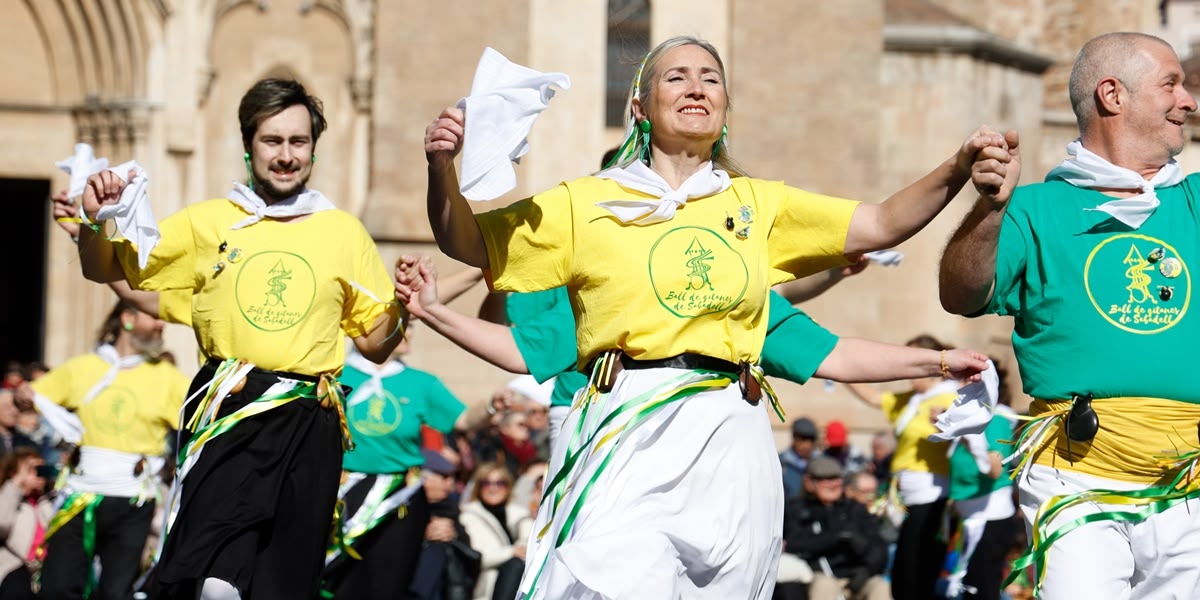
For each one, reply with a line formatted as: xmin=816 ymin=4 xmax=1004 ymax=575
xmin=131 ymin=334 xmax=165 ymax=360
xmin=253 ymin=167 xmax=310 ymax=202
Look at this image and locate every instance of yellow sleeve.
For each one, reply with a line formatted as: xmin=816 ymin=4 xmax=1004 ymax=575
xmin=880 ymin=392 xmax=901 ymax=424
xmin=29 ymin=357 xmax=82 ymax=411
xmin=158 ymin=289 xmax=194 ymax=327
xmin=340 ymin=217 xmax=401 ymax=339
xmin=476 ymin=184 xmax=574 ymax=293
xmin=115 ymin=207 xmax=199 ymax=292
xmin=766 ymin=183 xmax=859 ymax=284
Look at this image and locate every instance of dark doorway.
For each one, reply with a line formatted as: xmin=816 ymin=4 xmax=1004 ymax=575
xmin=0 ymin=178 xmax=49 ymax=367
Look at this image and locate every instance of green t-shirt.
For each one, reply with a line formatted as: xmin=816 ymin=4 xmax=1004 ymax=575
xmin=987 ymin=175 xmax=1200 ymax=402
xmin=948 ymin=415 xmax=1013 ymax=501
xmin=340 ymin=363 xmax=465 ymax=474
xmin=507 ymin=287 xmax=839 ymax=405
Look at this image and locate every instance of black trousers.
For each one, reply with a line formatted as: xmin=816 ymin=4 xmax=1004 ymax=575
xmin=322 ymin=481 xmax=430 ymax=599
xmin=40 ymin=496 xmax=155 ymax=600
xmin=154 ymin=363 xmax=343 ymax=599
xmin=962 ymin=516 xmax=1018 ymax=600
xmin=889 ymin=497 xmax=947 ymax=600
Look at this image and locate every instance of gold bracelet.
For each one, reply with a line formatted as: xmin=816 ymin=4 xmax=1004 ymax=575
xmin=940 ymin=349 xmax=950 ymax=379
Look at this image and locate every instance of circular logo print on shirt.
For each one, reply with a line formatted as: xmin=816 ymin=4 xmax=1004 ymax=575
xmin=348 ymin=393 xmax=403 ymax=437
xmin=234 ymin=251 xmax=316 ymax=332
xmin=648 ymin=226 xmax=748 ymax=318
xmin=1085 ymin=233 xmax=1190 ymax=334
xmin=89 ymin=383 xmax=137 ymax=437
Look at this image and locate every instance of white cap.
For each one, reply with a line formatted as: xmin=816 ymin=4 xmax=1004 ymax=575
xmin=505 ymin=374 xmax=554 ymax=407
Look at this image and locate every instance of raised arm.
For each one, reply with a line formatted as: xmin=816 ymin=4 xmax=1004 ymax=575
xmin=843 ymin=127 xmax=1009 ymax=255
xmin=940 ymin=130 xmax=1021 ymax=315
xmin=76 ymin=171 xmax=132 ymax=283
xmin=425 ymin=106 xmax=489 ymax=267
xmin=398 ymin=255 xmax=528 ymax=373
xmin=816 ymin=339 xmax=987 ymax=384
xmin=436 ymin=266 xmax=485 ymax=304
xmin=54 ymin=190 xmax=161 ymax=314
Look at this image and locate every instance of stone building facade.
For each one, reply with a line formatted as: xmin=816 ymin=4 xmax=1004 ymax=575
xmin=0 ymin=0 xmax=1188 ymax=448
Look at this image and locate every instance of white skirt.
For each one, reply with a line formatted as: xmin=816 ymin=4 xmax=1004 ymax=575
xmin=518 ymin=366 xmax=783 ymax=600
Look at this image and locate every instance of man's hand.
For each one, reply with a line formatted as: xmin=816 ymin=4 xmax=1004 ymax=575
xmin=970 ymin=128 xmax=1021 ymax=208
xmin=425 ymin=107 xmax=465 ymax=168
xmin=80 ymin=170 xmax=132 ymax=222
xmin=425 ymin=516 xmax=456 ymax=542
xmin=51 ymin=190 xmax=81 ymax=239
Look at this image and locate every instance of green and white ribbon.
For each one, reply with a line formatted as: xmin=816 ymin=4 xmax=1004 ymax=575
xmin=325 ymin=471 xmax=421 ymax=565
xmin=43 ymin=491 xmax=103 ymax=599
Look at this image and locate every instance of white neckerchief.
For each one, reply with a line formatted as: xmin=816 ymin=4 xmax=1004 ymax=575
xmin=344 ymin=351 xmax=406 ymax=408
xmin=594 ymin=160 xmax=731 ymax=225
xmin=1046 ymin=139 xmax=1183 ymax=229
xmin=894 ymin=378 xmax=961 ymax=437
xmin=81 ymin=344 xmax=145 ymax=407
xmin=226 ymin=181 xmax=336 ymax=230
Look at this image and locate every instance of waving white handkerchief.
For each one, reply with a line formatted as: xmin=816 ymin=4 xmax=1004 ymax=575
xmin=344 ymin=351 xmax=407 ymax=408
xmin=594 ymin=160 xmax=731 ymax=225
xmin=94 ymin=161 xmax=159 ymax=269
xmin=226 ymin=181 xmax=336 ymax=230
xmin=929 ymin=360 xmax=1000 ymax=442
xmin=56 ymin=143 xmax=109 ymax=199
xmin=864 ymin=249 xmax=903 ymax=267
xmin=1047 ymin=139 xmax=1183 ymax=229
xmin=457 ymin=47 xmax=571 ymax=201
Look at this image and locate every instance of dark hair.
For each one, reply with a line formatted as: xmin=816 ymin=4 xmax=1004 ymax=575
xmin=97 ymin=300 xmax=138 ymax=346
xmin=238 ymin=79 xmax=327 ymax=151
xmin=904 ymin=334 xmax=953 ymax=352
xmin=0 ymin=447 xmax=41 ymax=484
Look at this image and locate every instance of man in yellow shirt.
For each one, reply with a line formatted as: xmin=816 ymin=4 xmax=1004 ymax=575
xmin=18 ymin=300 xmax=186 ymax=599
xmin=71 ymin=79 xmax=409 ymax=599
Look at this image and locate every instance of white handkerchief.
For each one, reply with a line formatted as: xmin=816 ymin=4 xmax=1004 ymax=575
xmin=95 ymin=161 xmax=159 ymax=269
xmin=929 ymin=361 xmax=1000 ymax=442
xmin=56 ymin=143 xmax=109 ymax=199
xmin=864 ymin=249 xmax=903 ymax=267
xmin=457 ymin=47 xmax=571 ymax=201
xmin=1047 ymin=139 xmax=1183 ymax=229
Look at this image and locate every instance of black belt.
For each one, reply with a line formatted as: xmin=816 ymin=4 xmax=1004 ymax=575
xmin=618 ymin=353 xmax=739 ymax=374
xmin=583 ymin=351 xmax=761 ymax=404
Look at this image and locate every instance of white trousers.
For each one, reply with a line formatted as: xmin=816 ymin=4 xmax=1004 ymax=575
xmin=1018 ymin=464 xmax=1200 ymax=600
xmin=518 ymin=367 xmax=783 ymax=599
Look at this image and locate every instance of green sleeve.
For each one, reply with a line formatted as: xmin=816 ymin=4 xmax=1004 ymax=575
xmin=759 ymin=291 xmax=838 ymax=384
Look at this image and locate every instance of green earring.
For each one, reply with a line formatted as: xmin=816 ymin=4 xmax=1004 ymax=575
xmin=712 ymin=125 xmax=728 ymax=160
xmin=638 ymin=120 xmax=652 ymax=165
xmin=243 ymin=152 xmax=254 ymax=188
xmin=312 ymin=153 xmax=317 ymax=164
xmin=122 ymin=322 xmax=134 ymax=331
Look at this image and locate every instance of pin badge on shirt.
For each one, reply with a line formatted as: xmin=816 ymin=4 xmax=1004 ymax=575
xmin=1148 ymin=247 xmax=1165 ymax=263
xmin=738 ymin=205 xmax=753 ymax=224
xmin=724 ymin=213 xmax=735 ymax=231
xmin=1159 ymin=285 xmax=1174 ymax=301
xmin=736 ymin=226 xmax=751 ymax=240
xmin=1159 ymin=257 xmax=1181 ymax=279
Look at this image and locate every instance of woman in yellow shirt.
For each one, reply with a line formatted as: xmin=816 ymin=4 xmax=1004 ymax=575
xmin=422 ymin=36 xmax=1004 ymax=599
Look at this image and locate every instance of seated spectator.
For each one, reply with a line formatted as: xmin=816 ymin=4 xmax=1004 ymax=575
xmin=822 ymin=420 xmax=869 ymax=474
xmin=459 ymin=463 xmax=531 ymax=600
xmin=782 ymin=457 xmax=890 ymax=600
xmin=868 ymin=430 xmax=895 ymax=489
xmin=781 ymin=417 xmax=821 ymax=501
xmin=844 ymin=470 xmax=879 ymax=510
xmin=0 ymin=447 xmax=52 ymax=600
xmin=409 ymin=449 xmax=478 ymax=600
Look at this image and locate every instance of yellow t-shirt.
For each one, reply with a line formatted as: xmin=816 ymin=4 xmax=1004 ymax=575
xmin=477 ymin=176 xmax=858 ymax=367
xmin=159 ymin=289 xmax=194 ymax=327
xmin=31 ymin=353 xmax=188 ymax=455
xmin=881 ymin=389 xmax=956 ymax=476
xmin=113 ymin=199 xmax=399 ymax=375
